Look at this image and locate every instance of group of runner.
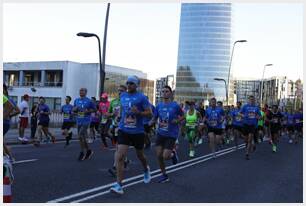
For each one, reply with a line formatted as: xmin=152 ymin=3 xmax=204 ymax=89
xmin=3 ymin=76 xmax=303 ymax=195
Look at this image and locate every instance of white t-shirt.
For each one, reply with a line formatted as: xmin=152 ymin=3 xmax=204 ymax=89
xmin=19 ymin=100 xmax=29 ymax=118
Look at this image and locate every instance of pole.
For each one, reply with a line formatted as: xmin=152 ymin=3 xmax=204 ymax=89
xmin=101 ymin=3 xmax=110 ymax=95
xmin=227 ymin=42 xmax=237 ymax=106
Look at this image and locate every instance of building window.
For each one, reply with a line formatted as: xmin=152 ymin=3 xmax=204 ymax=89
xmin=46 ymin=70 xmax=63 ymax=87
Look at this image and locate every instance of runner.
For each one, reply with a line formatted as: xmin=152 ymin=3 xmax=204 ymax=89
xmin=197 ymin=101 xmax=205 ymax=145
xmin=204 ymin=97 xmax=225 ymax=158
xmin=33 ymin=97 xmax=56 ymax=146
xmin=185 ymin=101 xmax=201 ymax=157
xmin=89 ymin=97 xmax=99 ymax=144
xmin=257 ymin=107 xmax=265 ymax=143
xmin=107 ymin=85 xmax=130 ymax=177
xmin=266 ymin=105 xmax=283 ymax=152
xmin=240 ymin=95 xmax=261 ymax=160
xmin=263 ymin=104 xmax=271 ymax=142
xmin=98 ymin=92 xmax=111 ymax=148
xmin=293 ymin=108 xmax=303 ymax=143
xmin=3 ymin=84 xmax=20 ymax=161
xmin=110 ymin=75 xmax=152 ymax=195
xmin=287 ymin=110 xmax=295 ymax=143
xmin=230 ymin=101 xmax=244 ymax=150
xmin=152 ymin=85 xmax=184 ymax=182
xmin=73 ymin=88 xmax=96 ymax=161
xmin=30 ymin=105 xmax=38 ymax=140
xmin=18 ymin=94 xmax=30 ymax=142
xmin=61 ymin=96 xmax=74 ymax=147
xmin=143 ymin=99 xmax=155 ymax=149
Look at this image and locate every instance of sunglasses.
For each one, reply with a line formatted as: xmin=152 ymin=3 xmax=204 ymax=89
xmin=126 ymin=82 xmax=135 ymax=85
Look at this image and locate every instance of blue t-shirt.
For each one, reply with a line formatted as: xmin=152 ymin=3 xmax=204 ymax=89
xmin=241 ymin=104 xmax=261 ymax=126
xmin=143 ymin=103 xmax=155 ymax=125
xmin=281 ymin=112 xmax=288 ymax=125
xmin=205 ymin=106 xmax=225 ymax=129
xmin=61 ymin=104 xmax=74 ymax=122
xmin=154 ymin=101 xmax=183 ymax=139
xmin=119 ymin=92 xmax=150 ymax=134
xmin=287 ymin=114 xmax=295 ymax=126
xmin=74 ymin=97 xmax=96 ymax=125
xmin=230 ymin=108 xmax=243 ymax=127
xmin=294 ymin=112 xmax=303 ymax=126
xmin=38 ymin=103 xmax=50 ymax=123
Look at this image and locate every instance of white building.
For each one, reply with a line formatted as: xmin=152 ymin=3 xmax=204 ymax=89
xmin=3 ymin=61 xmax=147 ymax=110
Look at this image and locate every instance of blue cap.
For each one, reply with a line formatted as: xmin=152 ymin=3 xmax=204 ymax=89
xmin=126 ymin=75 xmax=140 ymax=86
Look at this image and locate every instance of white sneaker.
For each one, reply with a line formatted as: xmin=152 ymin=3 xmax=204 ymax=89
xmin=18 ymin=137 xmax=24 ymax=141
xmin=143 ymin=166 xmax=151 ymax=184
xmin=22 ymin=137 xmax=29 ymax=142
xmin=289 ymin=139 xmax=293 ymax=144
xmin=198 ymin=138 xmax=203 ymax=145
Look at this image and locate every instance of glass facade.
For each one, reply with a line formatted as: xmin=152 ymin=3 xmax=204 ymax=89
xmin=175 ymin=3 xmax=232 ymax=103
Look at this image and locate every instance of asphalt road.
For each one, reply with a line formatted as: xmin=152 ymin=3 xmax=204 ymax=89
xmin=9 ymin=133 xmax=303 ymax=203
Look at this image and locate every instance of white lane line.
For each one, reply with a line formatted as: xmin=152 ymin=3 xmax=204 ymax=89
xmin=48 ymin=144 xmax=245 ymax=203
xmin=13 ymin=159 xmax=38 ymax=164
xmin=72 ymin=145 xmax=246 ymax=203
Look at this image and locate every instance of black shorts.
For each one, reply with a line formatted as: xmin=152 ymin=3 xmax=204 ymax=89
xmin=270 ymin=126 xmax=281 ymax=135
xmin=295 ymin=125 xmax=303 ymax=133
xmin=62 ymin=121 xmax=74 ymax=130
xmin=207 ymin=127 xmax=223 ymax=135
xmin=226 ymin=125 xmax=233 ymax=130
xmin=90 ymin=122 xmax=99 ymax=130
xmin=100 ymin=120 xmax=111 ymax=134
xmin=144 ymin=124 xmax=153 ymax=134
xmin=117 ymin=130 xmax=145 ymax=150
xmin=155 ymin=134 xmax=176 ymax=150
xmin=243 ymin=124 xmax=257 ymax=136
xmin=38 ymin=121 xmax=49 ymax=127
xmin=287 ymin=125 xmax=294 ymax=132
xmin=233 ymin=125 xmax=244 ymax=133
xmin=257 ymin=125 xmax=264 ymax=131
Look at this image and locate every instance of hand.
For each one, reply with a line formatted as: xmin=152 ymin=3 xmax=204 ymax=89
xmin=131 ymin=106 xmax=140 ymax=115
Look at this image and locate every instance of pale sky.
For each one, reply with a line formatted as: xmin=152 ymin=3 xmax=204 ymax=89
xmin=3 ymin=3 xmax=303 ymax=81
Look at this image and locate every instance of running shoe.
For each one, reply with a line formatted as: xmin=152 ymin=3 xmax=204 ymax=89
xmin=33 ymin=141 xmax=40 ymax=147
xmin=108 ymin=167 xmax=116 ymax=177
xmin=78 ymin=152 xmax=85 ymax=161
xmin=143 ymin=166 xmax=151 ymax=184
xmin=84 ymin=150 xmax=94 ymax=160
xmin=189 ymin=150 xmax=195 ymax=158
xmin=272 ymin=144 xmax=277 ymax=153
xmin=245 ymin=154 xmax=250 ymax=160
xmin=198 ymin=138 xmax=203 ymax=145
xmin=158 ymin=174 xmax=169 ymax=183
xmin=289 ymin=139 xmax=293 ymax=144
xmin=171 ymin=150 xmax=179 ymax=165
xmin=18 ymin=137 xmax=24 ymax=141
xmin=110 ymin=182 xmax=124 ymax=195
xmin=124 ymin=159 xmax=130 ymax=169
xmin=226 ymin=138 xmax=230 ymax=145
xmin=51 ymin=136 xmax=56 ymax=144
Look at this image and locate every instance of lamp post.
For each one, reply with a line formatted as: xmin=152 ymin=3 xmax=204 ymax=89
xmin=76 ymin=3 xmax=111 ymax=96
xmin=227 ymin=40 xmax=247 ymax=106
xmin=214 ymin=78 xmax=227 ymax=104
xmin=260 ymin=63 xmax=273 ymax=107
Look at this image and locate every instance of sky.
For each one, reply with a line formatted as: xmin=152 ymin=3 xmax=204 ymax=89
xmin=3 ymin=3 xmax=303 ymax=81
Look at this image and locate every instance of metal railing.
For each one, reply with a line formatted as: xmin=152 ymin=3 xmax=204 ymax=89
xmin=9 ymin=111 xmax=65 ymax=128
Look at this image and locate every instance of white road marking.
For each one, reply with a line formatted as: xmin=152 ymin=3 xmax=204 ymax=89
xmin=13 ymin=159 xmax=38 ymax=164
xmin=47 ymin=144 xmax=245 ymax=203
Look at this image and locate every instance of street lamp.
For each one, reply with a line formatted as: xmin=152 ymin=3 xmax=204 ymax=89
xmin=227 ymin=39 xmax=247 ymax=106
xmin=76 ymin=3 xmax=111 ymax=96
xmin=260 ymin=63 xmax=273 ymax=107
xmin=214 ymin=78 xmax=227 ymax=104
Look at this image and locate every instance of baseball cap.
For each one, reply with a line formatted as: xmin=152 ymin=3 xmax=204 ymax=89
xmin=23 ymin=94 xmax=30 ymax=98
xmin=101 ymin=92 xmax=108 ymax=99
xmin=126 ymin=75 xmax=140 ymax=86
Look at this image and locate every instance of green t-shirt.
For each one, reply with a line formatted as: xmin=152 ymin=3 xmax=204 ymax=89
xmin=3 ymin=95 xmax=8 ymax=105
xmin=258 ymin=111 xmax=265 ymax=126
xmin=109 ymin=98 xmax=121 ymax=120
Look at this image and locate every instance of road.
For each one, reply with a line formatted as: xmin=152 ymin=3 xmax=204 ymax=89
xmin=9 ymin=133 xmax=303 ymax=203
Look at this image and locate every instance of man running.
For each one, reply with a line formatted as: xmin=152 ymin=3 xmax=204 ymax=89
xmin=34 ymin=97 xmax=56 ymax=146
xmin=61 ymin=96 xmax=74 ymax=147
xmin=230 ymin=101 xmax=244 ymax=150
xmin=73 ymin=88 xmax=96 ymax=161
xmin=257 ymin=107 xmax=265 ymax=143
xmin=240 ymin=95 xmax=261 ymax=160
xmin=89 ymin=97 xmax=99 ymax=144
xmin=152 ymin=85 xmax=183 ymax=182
xmin=204 ymin=98 xmax=225 ymax=158
xmin=293 ymin=108 xmax=303 ymax=143
xmin=185 ymin=101 xmax=201 ymax=157
xmin=18 ymin=94 xmax=30 ymax=142
xmin=98 ymin=92 xmax=111 ymax=148
xmin=266 ymin=105 xmax=283 ymax=152
xmin=287 ymin=110 xmax=296 ymax=143
xmin=110 ymin=75 xmax=152 ymax=195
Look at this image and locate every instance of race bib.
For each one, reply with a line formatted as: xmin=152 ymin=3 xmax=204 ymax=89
xmin=273 ymin=118 xmax=278 ymax=123
xmin=124 ymin=114 xmax=137 ymax=128
xmin=209 ymin=120 xmax=217 ymax=127
xmin=63 ymin=113 xmax=70 ymax=120
xmin=101 ymin=116 xmax=108 ymax=124
xmin=236 ymin=115 xmax=242 ymax=121
xmin=296 ymin=119 xmax=301 ymax=124
xmin=159 ymin=120 xmax=169 ymax=131
xmin=248 ymin=112 xmax=256 ymax=119
xmin=78 ymin=111 xmax=85 ymax=118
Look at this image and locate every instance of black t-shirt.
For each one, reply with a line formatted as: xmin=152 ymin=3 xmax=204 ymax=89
xmin=267 ymin=111 xmax=283 ymax=127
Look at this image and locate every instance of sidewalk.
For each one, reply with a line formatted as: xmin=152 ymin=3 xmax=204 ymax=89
xmin=4 ymin=127 xmax=78 ymax=145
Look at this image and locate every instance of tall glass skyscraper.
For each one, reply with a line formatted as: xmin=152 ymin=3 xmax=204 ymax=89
xmin=175 ymin=3 xmax=232 ymax=103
